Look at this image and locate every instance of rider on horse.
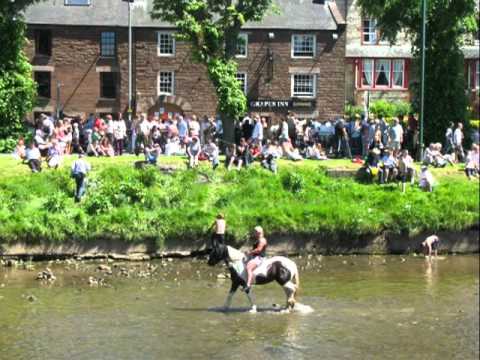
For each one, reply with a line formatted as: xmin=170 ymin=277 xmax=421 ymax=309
xmin=245 ymin=226 xmax=268 ymax=293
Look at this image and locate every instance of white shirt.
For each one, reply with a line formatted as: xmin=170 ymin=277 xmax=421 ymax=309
xmin=26 ymin=148 xmax=41 ymax=161
xmin=453 ymin=128 xmax=463 ymax=146
xmin=71 ymin=158 xmax=91 ymax=175
xmin=251 ymin=121 xmax=263 ymax=141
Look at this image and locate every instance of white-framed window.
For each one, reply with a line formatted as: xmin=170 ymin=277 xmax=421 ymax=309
xmin=158 ymin=71 xmax=175 ymax=95
xmin=235 ymin=33 xmax=248 ymax=58
xmin=65 ymin=0 xmax=90 ymax=5
xmin=236 ymin=72 xmax=247 ymax=94
xmin=363 ymin=19 xmax=377 ymax=44
xmin=157 ymin=32 xmax=175 ymax=57
xmin=358 ymin=59 xmax=406 ymax=89
xmin=292 ymin=34 xmax=316 ymax=58
xmin=291 ymin=74 xmax=316 ymax=98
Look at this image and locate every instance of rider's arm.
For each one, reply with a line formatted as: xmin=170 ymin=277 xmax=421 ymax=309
xmin=249 ymin=238 xmax=267 ymax=256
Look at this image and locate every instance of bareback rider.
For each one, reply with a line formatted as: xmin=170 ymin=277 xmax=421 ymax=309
xmin=244 ymin=226 xmax=268 ymax=293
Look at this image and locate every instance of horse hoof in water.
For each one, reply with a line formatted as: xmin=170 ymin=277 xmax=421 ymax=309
xmin=249 ymin=305 xmax=257 ymax=313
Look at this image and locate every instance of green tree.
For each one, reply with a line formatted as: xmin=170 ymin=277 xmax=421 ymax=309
xmin=151 ymin=0 xmax=274 ymax=142
xmin=0 ymin=0 xmax=38 ymax=143
xmin=357 ymin=0 xmax=478 ymax=145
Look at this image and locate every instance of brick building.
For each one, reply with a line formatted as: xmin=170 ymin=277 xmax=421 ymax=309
xmin=345 ymin=0 xmax=479 ymax=116
xmin=24 ymin=0 xmax=347 ymax=123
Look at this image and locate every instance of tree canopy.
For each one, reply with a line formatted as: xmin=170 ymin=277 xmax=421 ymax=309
xmin=0 ymin=0 xmax=40 ymax=145
xmin=151 ymin=0 xmax=274 ymax=141
xmin=357 ymin=0 xmax=479 ymax=144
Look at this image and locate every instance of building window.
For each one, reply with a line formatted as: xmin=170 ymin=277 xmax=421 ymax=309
xmin=359 ymin=59 xmax=406 ymax=89
xmin=361 ymin=59 xmax=374 ymax=87
xmin=64 ymin=0 xmax=91 ymax=5
xmin=35 ymin=30 xmax=52 ymax=56
xmin=157 ymin=32 xmax=175 ymax=56
xmin=292 ymin=34 xmax=316 ymax=58
xmin=236 ymin=33 xmax=248 ymax=58
xmin=291 ymin=74 xmax=316 ymax=98
xmin=35 ymin=72 xmax=51 ymax=98
xmin=375 ymin=59 xmax=391 ymax=87
xmin=392 ymin=59 xmax=405 ymax=88
xmin=236 ymin=73 xmax=247 ymax=94
xmin=100 ymin=73 xmax=116 ymax=99
xmin=363 ymin=19 xmax=378 ymax=45
xmin=100 ymin=32 xmax=116 ymax=57
xmin=158 ymin=71 xmax=174 ymax=95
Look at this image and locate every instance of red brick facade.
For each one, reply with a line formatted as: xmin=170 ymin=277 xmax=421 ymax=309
xmin=26 ymin=25 xmax=346 ymax=122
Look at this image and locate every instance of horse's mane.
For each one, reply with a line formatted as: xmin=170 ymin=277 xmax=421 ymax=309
xmin=227 ymin=246 xmax=245 ymax=262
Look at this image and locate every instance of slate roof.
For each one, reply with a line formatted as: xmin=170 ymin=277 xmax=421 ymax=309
xmin=24 ymin=0 xmax=342 ymax=31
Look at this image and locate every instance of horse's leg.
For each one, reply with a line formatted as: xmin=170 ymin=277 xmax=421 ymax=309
xmin=244 ymin=287 xmax=257 ymax=313
xmin=283 ymin=282 xmax=296 ymax=311
xmin=224 ymin=281 xmax=239 ymax=310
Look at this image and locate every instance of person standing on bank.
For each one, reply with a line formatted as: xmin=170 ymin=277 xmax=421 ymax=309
xmin=453 ymin=122 xmax=465 ymax=162
xmin=71 ymin=153 xmax=91 ymax=203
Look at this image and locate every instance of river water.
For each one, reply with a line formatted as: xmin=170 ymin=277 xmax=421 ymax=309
xmin=0 ymin=255 xmax=478 ymax=360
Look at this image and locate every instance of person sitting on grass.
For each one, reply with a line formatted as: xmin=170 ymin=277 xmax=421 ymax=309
xmin=71 ymin=153 xmax=91 ymax=203
xmin=397 ymin=149 xmax=416 ymax=192
xmin=379 ymin=149 xmax=398 ymax=184
xmin=100 ymin=137 xmax=115 ymax=157
xmin=361 ymin=148 xmax=383 ymax=183
xmin=47 ymin=139 xmax=62 ymax=169
xmin=25 ymin=142 xmax=42 ymax=173
xmin=419 ymin=165 xmax=436 ymax=192
xmin=145 ymin=143 xmax=161 ymax=165
xmin=203 ymin=138 xmax=219 ymax=170
xmin=281 ymin=139 xmax=303 ymax=161
xmin=306 ymin=142 xmax=327 ymax=160
xmin=12 ymin=138 xmax=26 ymax=161
xmin=422 ymin=235 xmax=440 ymax=262
xmin=465 ymin=144 xmax=479 ymax=180
xmin=187 ymin=136 xmax=201 ymax=168
xmin=261 ymin=140 xmax=281 ymax=174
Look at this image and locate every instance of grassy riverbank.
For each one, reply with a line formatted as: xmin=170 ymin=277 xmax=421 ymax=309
xmin=0 ymin=155 xmax=478 ymax=248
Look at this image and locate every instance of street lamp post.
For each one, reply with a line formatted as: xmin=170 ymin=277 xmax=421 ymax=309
xmin=419 ymin=0 xmax=427 ymax=161
xmin=123 ymin=0 xmax=134 ymax=123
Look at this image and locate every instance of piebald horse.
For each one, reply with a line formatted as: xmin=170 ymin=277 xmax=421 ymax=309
xmin=208 ymin=242 xmax=300 ymax=312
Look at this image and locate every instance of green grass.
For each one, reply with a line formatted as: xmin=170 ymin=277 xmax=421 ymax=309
xmin=0 ymin=154 xmax=478 ymax=248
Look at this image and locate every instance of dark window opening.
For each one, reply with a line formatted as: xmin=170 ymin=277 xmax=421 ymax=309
xmin=101 ymin=32 xmax=116 ymax=57
xmin=35 ymin=30 xmax=52 ymax=56
xmin=35 ymin=72 xmax=51 ymax=98
xmin=100 ymin=72 xmax=116 ymax=99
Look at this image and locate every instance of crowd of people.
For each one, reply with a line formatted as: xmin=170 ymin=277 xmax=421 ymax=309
xmin=11 ymin=110 xmax=480 ymax=187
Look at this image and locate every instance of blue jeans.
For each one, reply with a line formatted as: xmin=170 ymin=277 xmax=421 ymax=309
xmin=73 ymin=173 xmax=86 ymax=201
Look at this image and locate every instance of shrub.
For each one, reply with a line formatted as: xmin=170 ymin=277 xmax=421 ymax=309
xmin=44 ymin=192 xmax=68 ymax=213
xmin=393 ymin=101 xmax=412 ymax=118
xmin=369 ymin=100 xmax=396 ymax=119
xmin=345 ymin=103 xmax=365 ymax=120
xmin=281 ymin=172 xmax=305 ymax=194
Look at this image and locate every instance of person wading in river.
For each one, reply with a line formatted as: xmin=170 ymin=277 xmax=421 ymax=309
xmin=210 ymin=213 xmax=226 ymax=247
xmin=244 ymin=226 xmax=268 ymax=293
xmin=422 ymin=235 xmax=440 ymax=262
